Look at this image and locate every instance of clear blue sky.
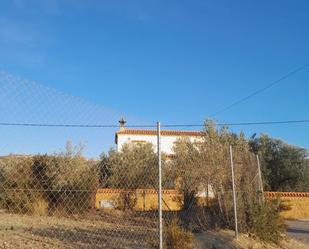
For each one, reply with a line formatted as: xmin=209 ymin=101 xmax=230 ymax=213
xmin=0 ymin=0 xmax=308 ymax=157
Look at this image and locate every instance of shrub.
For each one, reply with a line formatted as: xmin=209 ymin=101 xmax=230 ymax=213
xmin=115 ymin=191 xmax=137 ymax=210
xmin=248 ymin=200 xmax=285 ymax=243
xmin=0 ymin=156 xmax=34 ymax=213
xmin=169 ymin=120 xmax=287 ymax=244
xmin=147 ymin=219 xmax=195 ymax=249
xmin=3 ymin=189 xmax=33 ymax=214
xmin=165 ymin=219 xmax=194 ymax=249
xmin=31 ymin=197 xmax=49 ymax=216
xmin=0 ymin=146 xmax=99 ymax=216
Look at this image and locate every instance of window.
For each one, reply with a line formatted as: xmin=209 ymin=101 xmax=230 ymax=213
xmin=131 ymin=140 xmax=147 ymax=145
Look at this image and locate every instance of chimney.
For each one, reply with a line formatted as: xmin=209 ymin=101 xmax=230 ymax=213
xmin=119 ymin=117 xmax=126 ymax=131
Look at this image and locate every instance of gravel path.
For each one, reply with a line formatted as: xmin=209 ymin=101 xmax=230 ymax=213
xmin=286 ymin=220 xmax=309 ymax=244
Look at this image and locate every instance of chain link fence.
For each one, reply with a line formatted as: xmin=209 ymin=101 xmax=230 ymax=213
xmin=0 ymin=71 xmax=278 ymax=249
xmin=0 ymin=139 xmax=272 ymax=249
xmin=0 ymin=144 xmax=163 ymax=248
xmin=0 ymin=72 xmax=162 ymax=249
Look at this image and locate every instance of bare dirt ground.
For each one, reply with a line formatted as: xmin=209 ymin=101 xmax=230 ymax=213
xmin=0 ymin=209 xmax=157 ymax=249
xmin=1 ymin=209 xmax=308 ymax=249
xmin=194 ymin=229 xmax=309 ymax=249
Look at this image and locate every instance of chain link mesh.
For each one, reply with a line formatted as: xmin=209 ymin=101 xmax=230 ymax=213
xmin=0 ymin=144 xmax=162 ymax=249
xmin=0 ymin=72 xmax=159 ymax=249
xmin=0 ymin=71 xmax=266 ymax=249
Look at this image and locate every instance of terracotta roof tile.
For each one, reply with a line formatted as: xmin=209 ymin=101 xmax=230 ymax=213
xmin=116 ymin=129 xmax=203 ymax=137
xmin=264 ymin=191 xmax=309 ymax=198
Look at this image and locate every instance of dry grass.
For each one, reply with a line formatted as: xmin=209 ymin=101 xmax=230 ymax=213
xmin=280 ymin=198 xmax=309 ymax=220
xmin=165 ymin=219 xmax=194 ymax=249
xmin=31 ymin=198 xmax=48 ymax=216
xmin=194 ymin=230 xmax=309 ymax=249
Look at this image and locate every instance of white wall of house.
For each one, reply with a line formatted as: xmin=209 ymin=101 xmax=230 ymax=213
xmin=115 ymin=129 xmax=214 ymax=197
xmin=117 ymin=133 xmax=200 ymax=155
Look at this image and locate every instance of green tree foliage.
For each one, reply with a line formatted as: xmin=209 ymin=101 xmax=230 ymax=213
xmin=97 ymin=143 xmax=159 ymax=210
xmin=170 ymin=120 xmax=285 ymax=243
xmin=98 ymin=152 xmax=111 ymax=187
xmin=105 ymin=143 xmax=158 ymax=189
xmin=249 ymin=134 xmax=309 ymax=191
xmin=170 ymin=120 xmax=250 ymax=213
xmin=247 ymin=200 xmax=285 ymax=243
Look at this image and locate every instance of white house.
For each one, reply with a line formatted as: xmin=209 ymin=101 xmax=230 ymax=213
xmin=114 ymin=118 xmax=214 ymax=198
xmin=115 ymin=118 xmax=202 ymax=155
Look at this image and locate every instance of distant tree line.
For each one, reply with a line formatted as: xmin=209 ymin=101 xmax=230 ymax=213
xmin=249 ymin=134 xmax=309 ymax=192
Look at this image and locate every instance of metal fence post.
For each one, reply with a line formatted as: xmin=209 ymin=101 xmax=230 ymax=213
xmin=157 ymin=122 xmax=163 ymax=249
xmin=256 ymin=154 xmax=264 ymax=203
xmin=229 ymin=145 xmax=238 ymax=240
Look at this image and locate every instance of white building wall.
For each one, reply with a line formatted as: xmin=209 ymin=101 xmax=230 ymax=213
xmin=117 ymin=134 xmax=200 ymax=154
xmin=116 ymin=132 xmax=214 ymax=197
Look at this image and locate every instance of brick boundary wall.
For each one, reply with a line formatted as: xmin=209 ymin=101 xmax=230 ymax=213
xmin=264 ymin=191 xmax=309 ymax=198
xmin=97 ymin=189 xmax=309 ymax=198
xmin=96 ymin=188 xmax=180 ymax=195
xmin=95 ymin=188 xmax=182 ymax=210
xmin=96 ymin=189 xmax=309 ymax=198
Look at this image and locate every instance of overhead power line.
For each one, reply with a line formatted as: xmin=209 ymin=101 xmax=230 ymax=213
xmin=212 ymin=63 xmax=309 ymax=117
xmin=0 ymin=122 xmax=153 ymax=128
xmin=163 ymin=119 xmax=309 ymax=127
xmin=0 ymin=119 xmax=309 ymax=128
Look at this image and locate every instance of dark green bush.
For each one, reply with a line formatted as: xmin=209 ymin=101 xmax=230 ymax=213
xmin=248 ymin=200 xmax=285 ymax=243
